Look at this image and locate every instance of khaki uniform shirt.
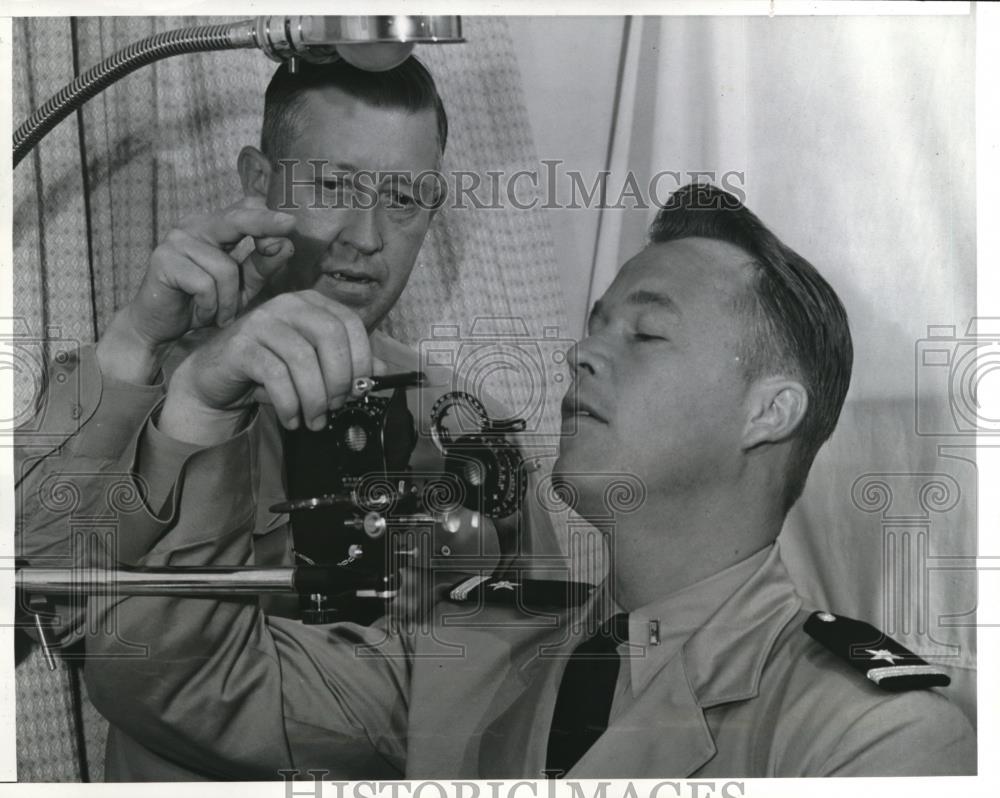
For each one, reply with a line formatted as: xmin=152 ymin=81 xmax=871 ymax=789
xmin=15 ymin=333 xmax=561 ymax=780
xmin=79 ymin=397 xmax=975 ymax=779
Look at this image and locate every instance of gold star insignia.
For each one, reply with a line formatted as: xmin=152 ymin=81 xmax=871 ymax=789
xmin=489 ymin=580 xmax=519 ymax=591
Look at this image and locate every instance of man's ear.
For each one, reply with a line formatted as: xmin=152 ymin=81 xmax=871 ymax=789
xmin=742 ymin=376 xmax=808 ymax=450
xmin=237 ymin=146 xmax=273 ymax=201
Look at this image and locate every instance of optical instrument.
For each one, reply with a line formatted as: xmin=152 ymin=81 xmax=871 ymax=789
xmin=17 ymin=372 xmax=532 ymax=662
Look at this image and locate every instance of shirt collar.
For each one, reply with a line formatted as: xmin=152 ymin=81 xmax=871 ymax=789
xmin=620 ymin=545 xmax=775 ymax=696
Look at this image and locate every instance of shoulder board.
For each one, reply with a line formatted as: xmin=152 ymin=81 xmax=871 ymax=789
xmin=446 ymin=575 xmax=594 ymax=608
xmin=804 ymin=610 xmax=951 ymax=691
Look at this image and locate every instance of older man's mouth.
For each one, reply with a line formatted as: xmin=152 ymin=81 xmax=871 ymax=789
xmin=328 ymin=269 xmax=378 ymax=285
xmin=318 ymin=270 xmax=380 ymax=303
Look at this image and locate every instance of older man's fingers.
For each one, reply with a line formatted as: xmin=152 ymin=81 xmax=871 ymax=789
xmin=255 ymin=320 xmax=332 ymax=431
xmin=298 ymin=290 xmax=372 ymax=383
xmin=165 ymin=235 xmax=244 ymax=326
xmin=157 ymin=257 xmax=219 ymax=328
xmin=186 ymin=202 xmax=296 ymax=250
xmin=245 ymin=351 xmax=300 ymax=430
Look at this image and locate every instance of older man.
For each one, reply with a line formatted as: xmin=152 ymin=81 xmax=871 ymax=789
xmin=17 ymin=56 xmax=556 ymax=780
xmin=19 ymin=57 xmax=448 ymax=612
xmin=81 ymin=184 xmax=975 ymax=778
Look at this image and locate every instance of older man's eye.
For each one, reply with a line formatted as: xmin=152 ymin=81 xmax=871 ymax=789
xmin=320 ymin=179 xmax=349 ymax=206
xmin=634 ymin=332 xmax=667 ymax=342
xmin=383 ymin=191 xmax=416 ymax=210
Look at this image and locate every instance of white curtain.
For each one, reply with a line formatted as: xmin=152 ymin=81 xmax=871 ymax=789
xmin=587 ymin=13 xmax=977 ymax=722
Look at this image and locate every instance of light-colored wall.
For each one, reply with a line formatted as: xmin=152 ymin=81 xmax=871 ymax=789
xmin=511 ymin=15 xmax=975 ymax=403
xmin=741 ymin=15 xmax=975 ymax=403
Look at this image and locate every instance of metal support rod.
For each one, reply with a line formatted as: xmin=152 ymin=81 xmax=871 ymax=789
xmin=17 ymin=563 xmax=398 ymax=598
xmin=18 ymin=566 xmax=297 ymax=596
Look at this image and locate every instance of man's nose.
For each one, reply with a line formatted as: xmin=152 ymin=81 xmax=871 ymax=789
xmin=567 ymin=338 xmax=602 ymax=377
xmin=340 ymin=206 xmax=382 ymax=255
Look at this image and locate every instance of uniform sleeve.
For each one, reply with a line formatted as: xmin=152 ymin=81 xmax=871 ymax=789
xmin=15 ymin=343 xmax=164 ymax=644
xmin=820 ymin=690 xmax=976 ymax=776
xmin=83 ymin=412 xmax=410 ymax=779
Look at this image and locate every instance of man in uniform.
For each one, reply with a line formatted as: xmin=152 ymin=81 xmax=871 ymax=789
xmin=18 ymin=56 xmax=445 ymax=611
xmin=81 ymin=183 xmax=975 ymax=778
xmin=17 ymin=56 xmax=556 ymax=779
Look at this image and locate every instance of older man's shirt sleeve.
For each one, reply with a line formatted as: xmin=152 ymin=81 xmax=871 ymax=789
xmin=83 ymin=412 xmax=410 ymax=778
xmin=14 ymin=343 xmax=165 ymax=643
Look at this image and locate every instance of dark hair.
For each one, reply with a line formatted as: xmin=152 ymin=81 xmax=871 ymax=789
xmin=649 ymin=182 xmax=853 ymax=511
xmin=260 ymin=56 xmax=448 ymax=161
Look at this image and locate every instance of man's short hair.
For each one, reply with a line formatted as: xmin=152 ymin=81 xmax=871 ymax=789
xmin=649 ymin=182 xmax=853 ymax=511
xmin=260 ymin=56 xmax=448 ymax=161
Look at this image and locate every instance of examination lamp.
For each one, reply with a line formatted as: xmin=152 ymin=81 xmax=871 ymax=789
xmin=13 ymin=15 xmax=463 ymax=167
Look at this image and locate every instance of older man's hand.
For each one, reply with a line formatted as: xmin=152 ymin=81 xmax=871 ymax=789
xmin=157 ymin=289 xmax=380 ymax=445
xmin=96 ymin=197 xmax=296 ymax=384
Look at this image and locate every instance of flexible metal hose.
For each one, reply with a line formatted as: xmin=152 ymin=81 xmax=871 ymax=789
xmin=13 ymin=21 xmax=255 ymax=168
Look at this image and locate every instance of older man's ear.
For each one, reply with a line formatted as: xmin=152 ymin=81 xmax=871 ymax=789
xmin=237 ymin=146 xmax=274 ymax=202
xmin=741 ymin=377 xmax=809 ymax=450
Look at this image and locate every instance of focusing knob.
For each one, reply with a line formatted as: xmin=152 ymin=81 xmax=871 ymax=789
xmin=327 ymin=399 xmax=391 ymax=463
xmin=445 ymin=433 xmax=526 ymax=519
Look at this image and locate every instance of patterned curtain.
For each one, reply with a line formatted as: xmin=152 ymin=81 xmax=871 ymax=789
xmin=13 ymin=15 xmax=569 ymax=781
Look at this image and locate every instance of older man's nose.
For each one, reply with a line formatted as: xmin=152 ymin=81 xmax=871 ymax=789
xmin=341 ymin=206 xmax=382 ymax=255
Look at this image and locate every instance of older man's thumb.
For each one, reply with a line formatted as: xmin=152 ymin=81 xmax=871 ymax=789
xmin=255 ymin=236 xmax=293 ymax=260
